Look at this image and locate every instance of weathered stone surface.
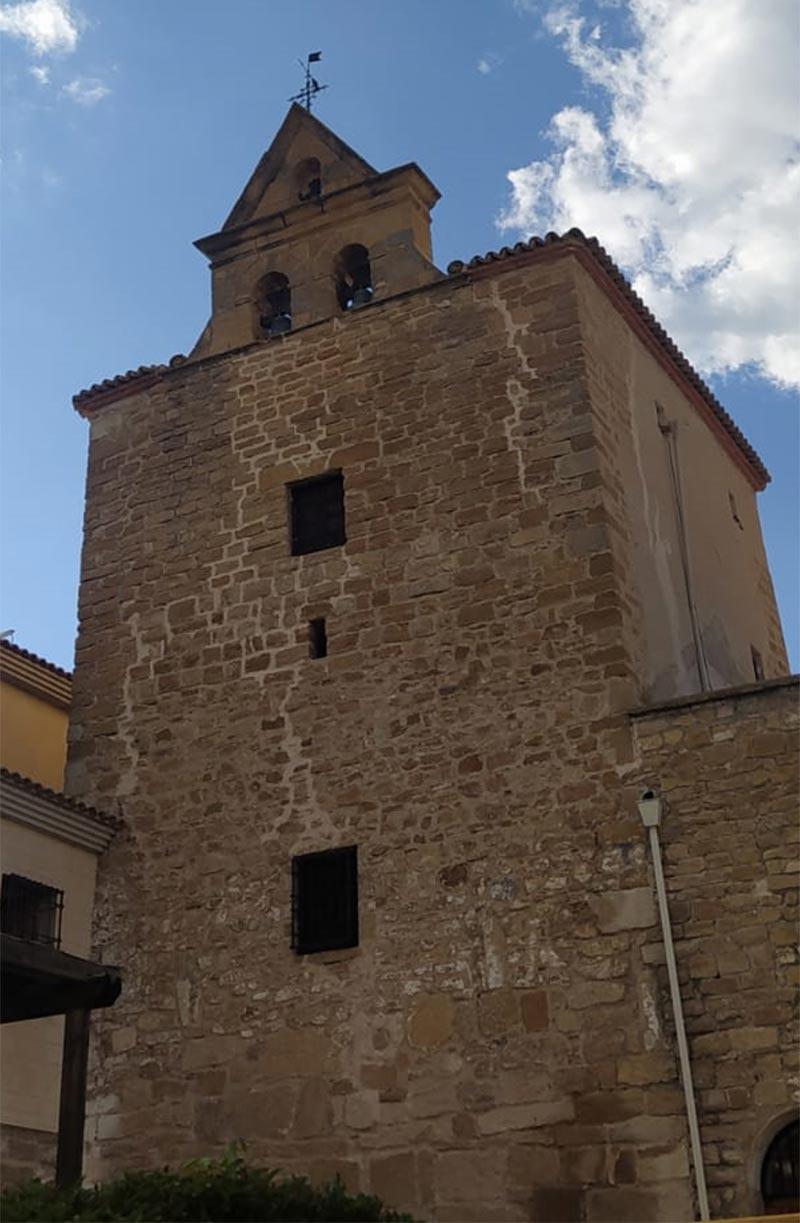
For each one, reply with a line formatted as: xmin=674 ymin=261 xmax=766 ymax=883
xmin=520 ymin=990 xmax=550 ymax=1032
xmin=587 ymin=887 xmax=656 ymax=933
xmin=407 ymin=995 xmax=454 ymax=1049
xmin=369 ymin=1151 xmax=416 ymax=1213
xmin=478 ymin=1099 xmax=574 ymax=1134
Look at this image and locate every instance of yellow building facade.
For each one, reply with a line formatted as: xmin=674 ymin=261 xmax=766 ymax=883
xmin=0 ymin=640 xmax=116 ymax=1184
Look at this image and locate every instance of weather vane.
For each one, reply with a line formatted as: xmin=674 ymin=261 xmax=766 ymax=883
xmin=289 ymin=51 xmax=328 ymax=112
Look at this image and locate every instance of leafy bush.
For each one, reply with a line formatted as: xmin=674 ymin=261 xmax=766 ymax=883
xmin=1 ymin=1148 xmax=416 ymax=1222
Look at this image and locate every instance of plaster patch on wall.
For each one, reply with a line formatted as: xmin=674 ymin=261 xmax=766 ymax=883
xmin=639 ymin=980 xmax=662 ymax=1051
xmin=490 ymin=281 xmax=539 ymax=500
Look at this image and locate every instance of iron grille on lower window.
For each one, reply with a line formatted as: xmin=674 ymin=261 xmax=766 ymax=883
xmin=288 ymin=471 xmax=346 ymax=556
xmin=1 ymin=873 xmax=64 ymax=948
xmin=292 ymin=846 xmax=358 ymax=954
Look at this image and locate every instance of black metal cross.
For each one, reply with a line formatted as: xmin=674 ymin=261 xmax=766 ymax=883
xmin=289 ymin=51 xmax=328 ymax=112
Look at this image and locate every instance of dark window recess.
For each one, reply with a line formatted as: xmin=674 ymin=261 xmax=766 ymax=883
xmin=292 ymin=846 xmax=358 ymax=954
xmin=761 ymin=1120 xmax=799 ymax=1214
xmin=729 ymin=491 xmax=744 ymax=530
xmin=309 ymin=617 xmax=328 ymax=659
xmin=289 ymin=472 xmax=345 ymax=556
xmin=751 ymin=645 xmax=765 ymax=682
xmin=1 ymin=873 xmax=63 ymax=948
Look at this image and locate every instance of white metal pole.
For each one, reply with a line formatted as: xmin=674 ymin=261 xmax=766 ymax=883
xmin=640 ymin=801 xmax=710 ymax=1221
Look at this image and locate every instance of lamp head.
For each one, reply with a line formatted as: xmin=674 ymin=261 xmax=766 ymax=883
xmin=637 ymin=788 xmax=662 ymax=828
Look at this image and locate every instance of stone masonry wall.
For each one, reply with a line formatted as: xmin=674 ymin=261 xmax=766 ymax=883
xmin=64 ymin=250 xmax=772 ymax=1221
xmin=631 ymin=677 xmax=799 ymax=1219
xmin=574 ymin=262 xmax=787 ymax=702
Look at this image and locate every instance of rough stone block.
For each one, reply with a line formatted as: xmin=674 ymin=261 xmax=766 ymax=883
xmin=407 ymin=994 xmax=454 ymax=1048
xmin=587 ymin=888 xmax=656 ymax=933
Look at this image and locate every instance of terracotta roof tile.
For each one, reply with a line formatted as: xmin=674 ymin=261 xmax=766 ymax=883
xmin=0 ymin=639 xmax=72 ymax=681
xmin=447 ymin=228 xmax=768 ymax=487
xmin=0 ymin=767 xmax=122 ymax=831
xmin=73 ymin=355 xmax=186 ymax=412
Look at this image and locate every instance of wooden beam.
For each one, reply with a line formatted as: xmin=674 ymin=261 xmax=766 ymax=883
xmin=55 ymin=1008 xmax=90 ymax=1188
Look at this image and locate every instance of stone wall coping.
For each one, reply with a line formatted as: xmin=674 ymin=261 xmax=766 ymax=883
xmin=629 ymin=674 xmax=799 ymax=720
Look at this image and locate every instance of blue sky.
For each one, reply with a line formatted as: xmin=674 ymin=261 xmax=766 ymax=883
xmin=1 ymin=0 xmax=797 ymax=672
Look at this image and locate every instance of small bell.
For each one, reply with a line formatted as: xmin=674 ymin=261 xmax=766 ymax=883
xmin=352 ymin=286 xmax=373 ymax=309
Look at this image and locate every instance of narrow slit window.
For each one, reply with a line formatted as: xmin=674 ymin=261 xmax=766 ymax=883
xmin=288 ymin=471 xmax=345 ymax=556
xmin=1 ymin=873 xmax=63 ymax=948
xmin=292 ymin=846 xmax=358 ymax=954
xmin=309 ymin=617 xmax=327 ymax=659
xmin=729 ymin=491 xmax=744 ymax=530
xmin=751 ymin=645 xmax=765 ymax=682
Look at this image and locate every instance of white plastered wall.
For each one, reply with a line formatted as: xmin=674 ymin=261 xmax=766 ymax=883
xmin=1 ymin=820 xmax=97 ymax=1132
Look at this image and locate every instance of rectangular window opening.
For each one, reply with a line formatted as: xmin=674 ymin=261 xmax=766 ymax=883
xmin=751 ymin=645 xmax=765 ymax=682
xmin=1 ymin=873 xmax=64 ymax=948
xmin=292 ymin=845 xmax=358 ymax=955
xmin=309 ymin=617 xmax=328 ymax=659
xmin=289 ymin=471 xmax=346 ymax=556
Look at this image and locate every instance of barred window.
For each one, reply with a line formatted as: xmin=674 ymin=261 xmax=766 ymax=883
xmin=292 ymin=846 xmax=358 ymax=954
xmin=288 ymin=472 xmax=345 ymax=556
xmin=1 ymin=873 xmax=63 ymax=948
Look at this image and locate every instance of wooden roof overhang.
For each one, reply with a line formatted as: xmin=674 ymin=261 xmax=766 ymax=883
xmin=1 ymin=932 xmax=121 ymax=1024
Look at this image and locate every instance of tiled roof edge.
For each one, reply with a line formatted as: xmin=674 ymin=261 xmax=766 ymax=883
xmin=447 ymin=229 xmax=769 ymax=488
xmin=0 ymin=639 xmax=72 ymax=681
xmin=73 ymin=355 xmax=187 ymax=415
xmin=0 ymin=767 xmax=122 ymax=831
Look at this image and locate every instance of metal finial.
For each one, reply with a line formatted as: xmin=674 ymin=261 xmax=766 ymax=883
xmin=288 ymin=51 xmax=328 ymax=112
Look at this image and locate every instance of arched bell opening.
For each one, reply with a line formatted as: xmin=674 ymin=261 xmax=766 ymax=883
xmin=761 ymin=1118 xmax=799 ymax=1215
xmin=334 ymin=244 xmax=373 ymax=311
xmin=295 ymin=157 xmax=322 ymax=203
xmin=257 ymin=271 xmax=292 ymax=336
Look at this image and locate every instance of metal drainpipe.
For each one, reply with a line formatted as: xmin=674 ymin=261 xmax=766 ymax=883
xmin=638 ymin=790 xmax=710 ymax=1221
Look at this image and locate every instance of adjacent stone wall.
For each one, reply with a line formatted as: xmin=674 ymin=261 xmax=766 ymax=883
xmin=574 ymin=261 xmax=787 ymax=701
xmin=0 ymin=1123 xmax=56 ymax=1188
xmin=631 ymin=677 xmax=800 ymax=1219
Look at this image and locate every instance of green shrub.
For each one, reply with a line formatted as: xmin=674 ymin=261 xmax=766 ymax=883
xmin=1 ymin=1148 xmax=416 ymax=1222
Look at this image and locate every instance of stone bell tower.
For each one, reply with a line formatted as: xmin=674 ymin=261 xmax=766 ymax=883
xmin=191 ymin=103 xmax=440 ymax=358
xmin=68 ymin=101 xmax=796 ymax=1223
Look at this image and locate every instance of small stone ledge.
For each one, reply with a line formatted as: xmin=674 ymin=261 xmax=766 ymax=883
xmin=629 ymin=674 xmax=799 ymax=720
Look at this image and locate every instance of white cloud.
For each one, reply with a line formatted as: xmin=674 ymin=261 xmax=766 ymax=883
xmin=500 ymin=0 xmax=800 ymax=389
xmin=63 ymin=76 xmax=109 ymax=106
xmin=29 ymin=62 xmax=49 ymax=82
xmin=0 ymin=0 xmax=79 ymax=55
xmin=477 ymin=52 xmax=503 ymax=75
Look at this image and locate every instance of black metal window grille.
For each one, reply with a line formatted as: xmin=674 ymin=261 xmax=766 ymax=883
xmin=761 ymin=1120 xmax=799 ymax=1212
xmin=292 ymin=846 xmax=358 ymax=954
xmin=1 ymin=873 xmax=64 ymax=948
xmin=288 ymin=472 xmax=346 ymax=556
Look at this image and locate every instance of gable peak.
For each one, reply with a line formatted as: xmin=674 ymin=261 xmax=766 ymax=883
xmin=223 ymin=104 xmax=377 ymax=232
